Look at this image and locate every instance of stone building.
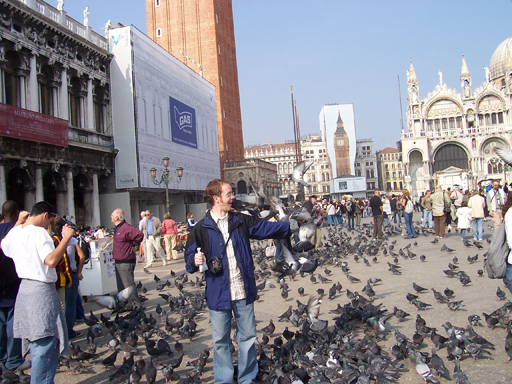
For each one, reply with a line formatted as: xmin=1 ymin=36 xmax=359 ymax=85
xmin=244 ymin=133 xmax=332 ymax=199
xmin=224 ymin=159 xmax=279 ymax=202
xmin=354 ymin=138 xmax=378 ymax=193
xmin=0 ymin=0 xmax=114 ymax=227
xmin=402 ymin=37 xmax=512 ymax=195
xmin=301 ymin=133 xmax=332 ymax=196
xmin=146 ymin=0 xmax=244 ymax=169
xmin=244 ymin=142 xmax=297 ymax=196
xmin=376 ymin=147 xmax=403 ymax=194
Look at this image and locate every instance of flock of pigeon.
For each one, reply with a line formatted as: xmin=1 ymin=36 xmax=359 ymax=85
xmin=2 ymin=211 xmax=512 ymax=383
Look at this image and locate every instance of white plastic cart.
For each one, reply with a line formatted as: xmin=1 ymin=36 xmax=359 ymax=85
xmin=80 ymin=237 xmax=118 ymax=296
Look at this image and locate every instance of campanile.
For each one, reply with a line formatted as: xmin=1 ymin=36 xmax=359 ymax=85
xmin=146 ymin=0 xmax=244 ymax=168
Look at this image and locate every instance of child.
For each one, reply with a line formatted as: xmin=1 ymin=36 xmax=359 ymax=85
xmin=456 ymin=201 xmax=472 ymax=240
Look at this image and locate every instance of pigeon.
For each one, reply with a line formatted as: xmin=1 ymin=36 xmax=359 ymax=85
xmin=497 ymin=287 xmax=507 ymax=301
xmin=452 ymin=359 xmax=470 ymax=383
xmin=291 ymin=161 xmax=313 ymax=187
xmin=413 ymin=282 xmax=428 ymax=294
xmin=468 ymin=314 xmax=481 ymax=327
xmin=261 ymin=320 xmax=275 ymax=336
xmin=298 ymin=287 xmax=305 ymax=296
xmin=101 ymin=350 xmax=119 ymax=369
xmin=90 ymin=286 xmax=136 ymax=312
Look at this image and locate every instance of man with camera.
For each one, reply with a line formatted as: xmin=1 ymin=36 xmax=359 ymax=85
xmin=185 ymin=179 xmax=290 ymax=384
xmin=1 ymin=202 xmax=74 ymax=383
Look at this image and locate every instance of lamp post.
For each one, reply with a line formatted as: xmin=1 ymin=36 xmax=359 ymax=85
xmin=149 ymin=156 xmax=184 ymax=214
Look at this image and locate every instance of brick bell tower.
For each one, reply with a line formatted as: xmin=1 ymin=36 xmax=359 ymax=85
xmin=334 ymin=111 xmax=351 ymax=177
xmin=146 ymin=0 xmax=244 ymax=169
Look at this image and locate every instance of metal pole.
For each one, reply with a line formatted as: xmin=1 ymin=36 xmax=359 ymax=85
xmin=165 ymin=179 xmax=170 ymax=214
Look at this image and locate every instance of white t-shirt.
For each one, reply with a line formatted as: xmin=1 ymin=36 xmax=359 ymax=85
xmin=1 ymin=224 xmax=57 ymax=283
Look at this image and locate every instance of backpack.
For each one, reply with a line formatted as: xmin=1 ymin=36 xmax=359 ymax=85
xmin=484 ymin=223 xmax=509 ymax=279
xmin=78 ymin=236 xmax=91 ymax=265
xmin=346 ymin=201 xmax=353 ymax=212
xmin=396 ymin=201 xmax=402 ymax=210
xmin=405 ymin=198 xmax=414 ymax=214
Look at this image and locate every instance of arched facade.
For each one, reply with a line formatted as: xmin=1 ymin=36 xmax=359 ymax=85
xmin=402 ymin=43 xmax=512 ymax=194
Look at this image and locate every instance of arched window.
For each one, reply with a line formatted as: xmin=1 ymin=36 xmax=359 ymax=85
xmin=237 ymin=180 xmax=247 ymax=194
xmin=4 ymin=51 xmax=23 ymax=107
xmin=433 ymin=144 xmax=468 ymax=172
xmin=321 ymin=173 xmax=325 ymax=182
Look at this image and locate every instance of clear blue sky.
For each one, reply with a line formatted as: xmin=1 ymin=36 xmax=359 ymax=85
xmin=66 ymin=0 xmax=512 ymax=152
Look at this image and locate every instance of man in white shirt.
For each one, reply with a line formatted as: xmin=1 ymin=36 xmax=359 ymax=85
xmin=2 ymin=201 xmax=74 ymax=384
xmin=450 ymin=186 xmax=464 ymax=210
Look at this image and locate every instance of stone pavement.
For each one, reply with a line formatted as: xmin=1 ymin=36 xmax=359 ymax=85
xmin=45 ymin=212 xmax=512 ymax=383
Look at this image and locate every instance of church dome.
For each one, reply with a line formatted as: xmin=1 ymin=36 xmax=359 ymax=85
xmin=489 ymin=36 xmax=512 ymax=81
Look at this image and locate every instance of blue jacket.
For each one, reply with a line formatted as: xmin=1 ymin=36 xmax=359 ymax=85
xmin=185 ymin=211 xmax=290 ymax=310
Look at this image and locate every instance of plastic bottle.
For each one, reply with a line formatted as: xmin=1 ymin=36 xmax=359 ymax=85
xmin=197 ymin=247 xmax=208 ymax=272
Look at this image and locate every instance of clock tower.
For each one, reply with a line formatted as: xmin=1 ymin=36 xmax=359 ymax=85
xmin=334 ymin=112 xmax=351 ymax=177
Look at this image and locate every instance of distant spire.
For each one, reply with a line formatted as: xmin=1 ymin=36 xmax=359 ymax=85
xmin=461 ymin=53 xmax=471 ymax=79
xmin=335 ymin=111 xmax=346 ymax=134
xmin=408 ymin=59 xmax=417 ymax=84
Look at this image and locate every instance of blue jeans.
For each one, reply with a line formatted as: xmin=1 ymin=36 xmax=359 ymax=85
xmin=328 ymin=215 xmax=337 ymax=226
xmin=393 ymin=210 xmax=402 ymax=224
xmin=347 ymin=214 xmax=355 ymax=229
xmin=274 ymin=239 xmax=283 ymax=261
xmin=404 ymin=211 xmax=416 ymax=238
xmin=421 ymin=209 xmax=433 ymax=228
xmin=29 ymin=336 xmax=60 ymax=384
xmin=506 ymin=265 xmax=512 ymax=296
xmin=460 ymin=228 xmax=467 ymax=239
xmin=472 ymin=218 xmax=484 ymax=240
xmin=0 ymin=307 xmax=24 ymax=370
xmin=209 ymin=299 xmax=257 ymax=384
xmin=65 ymin=272 xmax=79 ymax=338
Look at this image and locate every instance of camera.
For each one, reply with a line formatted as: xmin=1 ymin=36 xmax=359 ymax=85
xmin=207 ymin=257 xmax=224 ymax=276
xmin=62 ymin=218 xmax=78 ymax=231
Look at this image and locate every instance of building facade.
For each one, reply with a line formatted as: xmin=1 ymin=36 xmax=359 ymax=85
xmin=244 ymin=142 xmax=297 ymax=196
xmin=146 ymin=0 xmax=244 ymax=169
xmin=301 ymin=133 xmax=332 ymax=196
xmin=0 ymin=0 xmax=115 ymax=227
xmin=224 ymin=158 xmax=279 ymax=201
xmin=244 ymin=133 xmax=332 ymax=199
xmin=402 ymin=38 xmax=512 ymax=195
xmin=354 ymin=138 xmax=378 ymax=193
xmin=377 ymin=147 xmax=403 ymax=194
xmin=108 ymin=26 xmax=220 ymax=224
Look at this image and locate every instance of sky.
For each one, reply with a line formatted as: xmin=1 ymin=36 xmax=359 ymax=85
xmin=65 ymin=0 xmax=512 ymax=152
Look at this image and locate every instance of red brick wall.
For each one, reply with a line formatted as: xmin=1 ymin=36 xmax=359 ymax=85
xmin=146 ymin=0 xmax=244 ymax=169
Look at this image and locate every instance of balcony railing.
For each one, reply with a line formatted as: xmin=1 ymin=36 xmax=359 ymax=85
xmin=401 ymin=125 xmax=507 ymax=139
xmin=68 ymin=126 xmax=113 ymax=148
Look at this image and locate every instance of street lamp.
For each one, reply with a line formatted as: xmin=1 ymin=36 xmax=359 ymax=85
xmin=149 ymin=156 xmax=184 ymax=214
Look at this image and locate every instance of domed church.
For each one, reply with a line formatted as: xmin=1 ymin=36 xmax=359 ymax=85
xmin=401 ymin=36 xmax=512 ymax=196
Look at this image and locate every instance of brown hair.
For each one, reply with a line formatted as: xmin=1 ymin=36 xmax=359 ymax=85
xmin=164 ymin=213 xmax=172 ymax=220
xmin=205 ymin=179 xmax=228 ymax=206
xmin=187 ymin=212 xmax=194 ymax=219
xmin=502 ymin=192 xmax=512 ymax=216
xmin=461 ymin=201 xmax=468 ymax=208
xmin=402 ymin=189 xmax=410 ymax=198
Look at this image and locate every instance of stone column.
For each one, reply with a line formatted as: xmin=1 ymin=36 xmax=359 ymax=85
xmin=56 ymin=190 xmax=66 ymax=216
xmin=66 ymin=170 xmax=75 ymax=220
xmin=35 ymin=167 xmax=44 ymax=202
xmin=59 ymin=68 xmax=68 ymax=120
xmin=86 ymin=77 xmax=94 ymax=130
xmin=0 ymin=165 xmax=6 ymax=205
xmin=28 ymin=54 xmax=38 ymax=112
xmin=18 ymin=75 xmax=26 ymax=109
xmin=91 ymin=172 xmax=100 ymax=227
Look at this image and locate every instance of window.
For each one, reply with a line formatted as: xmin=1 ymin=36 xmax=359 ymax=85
xmin=392 ymin=172 xmax=396 ymax=179
xmin=385 ymin=164 xmax=388 ymax=170
xmin=39 ymin=65 xmax=56 ymax=116
xmin=69 ymin=76 xmax=84 ymax=128
xmin=218 ymin=45 xmax=221 ymax=55
xmin=93 ymin=85 xmax=108 ymax=133
xmin=155 ymin=0 xmax=161 ymax=6
xmin=387 ymin=182 xmax=391 ymax=191
xmin=498 ymin=112 xmax=504 ymax=124
xmin=4 ymin=51 xmax=22 ymax=107
xmin=392 ymin=163 xmax=395 ymax=169
xmin=398 ymin=171 xmax=402 ymax=178
xmin=385 ymin=172 xmax=389 ymax=179
xmin=370 ymin=162 xmax=373 ymax=166
xmin=156 ymin=28 xmax=162 ymax=37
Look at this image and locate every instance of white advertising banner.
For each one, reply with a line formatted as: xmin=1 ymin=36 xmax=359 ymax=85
xmin=330 ymin=176 xmax=367 ymax=193
xmin=109 ymin=26 xmax=220 ymax=191
xmin=319 ymin=104 xmax=357 ymax=179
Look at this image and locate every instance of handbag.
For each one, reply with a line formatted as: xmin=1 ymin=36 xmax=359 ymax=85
xmin=443 ymin=192 xmax=451 ymax=214
xmin=265 ymin=245 xmax=276 ymax=257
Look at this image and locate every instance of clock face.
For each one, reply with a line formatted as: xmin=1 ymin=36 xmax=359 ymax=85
xmin=337 ymin=139 xmax=345 ymax=146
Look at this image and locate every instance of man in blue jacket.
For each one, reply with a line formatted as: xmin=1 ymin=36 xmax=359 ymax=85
xmin=186 ymin=179 xmax=290 ymax=384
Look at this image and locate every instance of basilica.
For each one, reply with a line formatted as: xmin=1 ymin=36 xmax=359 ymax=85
xmin=401 ymin=36 xmax=512 ymax=196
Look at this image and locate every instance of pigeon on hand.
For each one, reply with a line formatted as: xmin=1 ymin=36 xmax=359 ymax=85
xmin=89 ymin=286 xmax=135 ymax=312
